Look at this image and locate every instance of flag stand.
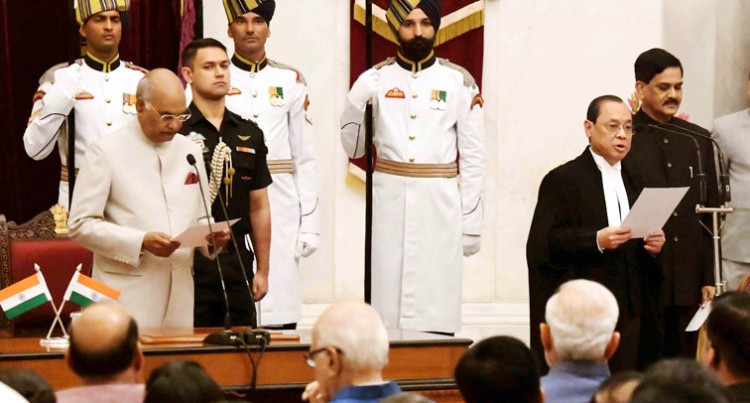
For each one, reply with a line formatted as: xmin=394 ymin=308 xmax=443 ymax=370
xmin=39 ymin=264 xmax=82 ymax=348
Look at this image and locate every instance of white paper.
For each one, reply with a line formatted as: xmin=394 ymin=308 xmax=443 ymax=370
xmin=172 ymin=219 xmax=240 ymax=248
xmin=621 ymin=187 xmax=689 ymax=238
xmin=685 ymin=301 xmax=712 ymax=332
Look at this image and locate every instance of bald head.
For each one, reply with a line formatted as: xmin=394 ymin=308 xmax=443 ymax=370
xmin=313 ymin=301 xmax=389 ymax=372
xmin=136 ymin=69 xmax=189 ymax=143
xmin=68 ymin=302 xmax=140 ymax=381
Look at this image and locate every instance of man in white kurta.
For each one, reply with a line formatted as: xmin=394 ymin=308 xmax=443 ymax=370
xmin=340 ymin=1 xmax=485 ymax=334
xmin=220 ymin=0 xmax=319 ymax=328
xmin=69 ymin=69 xmax=228 ymax=330
xmin=22 ymin=0 xmax=145 ymax=207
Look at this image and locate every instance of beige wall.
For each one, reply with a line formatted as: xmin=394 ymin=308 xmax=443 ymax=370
xmin=203 ymin=0 xmax=749 ymax=343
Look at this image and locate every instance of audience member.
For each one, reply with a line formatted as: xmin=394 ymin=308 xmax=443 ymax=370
xmin=454 ymin=335 xmax=542 ymax=403
xmin=56 ymin=302 xmax=144 ymax=403
xmin=631 ymin=358 xmax=729 ymax=403
xmin=541 ymin=280 xmax=620 ymax=402
xmin=0 ymin=369 xmax=55 ymax=403
xmin=702 ymin=292 xmax=750 ymax=402
xmin=301 ymin=301 xmax=400 ymax=403
xmin=0 ymin=382 xmax=28 ymax=403
xmin=144 ymin=360 xmax=224 ymax=403
xmin=591 ymin=371 xmax=643 ymax=403
xmin=381 ymin=392 xmax=435 ymax=402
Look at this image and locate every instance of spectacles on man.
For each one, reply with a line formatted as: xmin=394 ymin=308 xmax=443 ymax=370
xmin=304 ymin=346 xmax=344 ymax=368
xmin=596 ymin=121 xmax=633 ymax=136
xmin=144 ymin=102 xmax=191 ymax=122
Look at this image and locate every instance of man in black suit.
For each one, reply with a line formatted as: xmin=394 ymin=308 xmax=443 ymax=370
xmin=623 ymin=48 xmax=719 ymax=359
xmin=528 ymin=95 xmax=665 ymax=373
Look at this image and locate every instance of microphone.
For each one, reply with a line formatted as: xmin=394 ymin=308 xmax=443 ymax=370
xmin=659 ymin=122 xmax=731 ymax=203
xmin=187 ymin=153 xmax=241 ymax=346
xmin=644 ymin=123 xmax=707 ymax=205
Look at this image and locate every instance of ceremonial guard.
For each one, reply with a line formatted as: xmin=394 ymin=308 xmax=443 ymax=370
xmin=219 ymin=0 xmax=319 ymax=328
xmin=180 ymin=38 xmax=272 ymax=327
xmin=23 ymin=0 xmax=146 ymax=207
xmin=340 ymin=0 xmax=486 ymax=334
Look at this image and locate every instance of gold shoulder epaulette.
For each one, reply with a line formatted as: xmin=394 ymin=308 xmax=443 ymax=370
xmin=438 ymin=58 xmax=477 ymax=89
xmin=124 ymin=62 xmax=148 ymax=75
xmin=373 ymin=57 xmax=396 ymax=70
xmin=267 ymin=59 xmax=306 ymax=85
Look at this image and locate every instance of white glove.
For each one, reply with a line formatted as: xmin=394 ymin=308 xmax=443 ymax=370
xmin=347 ymin=69 xmax=380 ymax=110
xmin=463 ymin=234 xmax=481 ymax=257
xmin=296 ymin=232 xmax=320 ymax=259
xmin=45 ymin=64 xmax=82 ymax=113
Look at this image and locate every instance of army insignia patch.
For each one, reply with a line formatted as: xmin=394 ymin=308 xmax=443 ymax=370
xmin=236 ymin=146 xmax=256 ymax=154
xmin=385 ymin=87 xmax=406 ymax=99
xmin=471 ymin=94 xmax=484 ymax=109
xmin=227 ymin=87 xmax=242 ymax=96
xmin=122 ymin=93 xmax=137 ymax=114
xmin=187 ymin=131 xmax=207 ymax=151
xmin=238 ymin=135 xmax=251 ymax=141
xmin=269 ymin=86 xmax=284 ymax=106
xmin=75 ymin=91 xmax=94 ymax=100
xmin=430 ymin=90 xmax=447 ymax=110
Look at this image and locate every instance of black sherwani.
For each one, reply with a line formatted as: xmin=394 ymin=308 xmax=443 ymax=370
xmin=527 ymin=147 xmax=662 ymax=374
xmin=623 ymin=109 xmax=718 ymax=357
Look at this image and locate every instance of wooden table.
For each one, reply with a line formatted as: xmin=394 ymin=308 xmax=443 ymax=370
xmin=0 ymin=329 xmax=470 ymax=402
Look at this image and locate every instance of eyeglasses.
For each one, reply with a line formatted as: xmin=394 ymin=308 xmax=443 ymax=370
xmin=598 ymin=121 xmax=634 ymax=136
xmin=144 ymin=102 xmax=192 ymax=122
xmin=304 ymin=346 xmax=344 ymax=368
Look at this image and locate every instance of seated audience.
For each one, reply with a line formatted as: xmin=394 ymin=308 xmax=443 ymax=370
xmin=0 ymin=382 xmax=28 ymax=403
xmin=144 ymin=360 xmax=224 ymax=403
xmin=541 ymin=280 xmax=620 ymax=402
xmin=631 ymin=358 xmax=729 ymax=403
xmin=591 ymin=371 xmax=643 ymax=403
xmin=702 ymin=292 xmax=750 ymax=402
xmin=381 ymin=392 xmax=435 ymax=402
xmin=301 ymin=301 xmax=400 ymax=403
xmin=56 ymin=302 xmax=144 ymax=403
xmin=454 ymin=335 xmax=542 ymax=403
xmin=0 ymin=369 xmax=55 ymax=403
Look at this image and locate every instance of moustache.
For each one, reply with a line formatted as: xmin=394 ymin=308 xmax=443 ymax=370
xmin=663 ymin=98 xmax=679 ymax=106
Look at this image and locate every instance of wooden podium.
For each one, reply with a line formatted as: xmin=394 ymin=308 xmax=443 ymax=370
xmin=0 ymin=328 xmax=470 ymax=402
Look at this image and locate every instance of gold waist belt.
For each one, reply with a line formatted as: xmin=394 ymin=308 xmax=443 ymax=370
xmin=267 ymin=159 xmax=294 ymax=174
xmin=375 ymin=158 xmax=458 ymax=178
xmin=60 ymin=165 xmax=79 ymax=182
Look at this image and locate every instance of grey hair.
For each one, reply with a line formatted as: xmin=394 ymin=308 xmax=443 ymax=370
xmin=315 ymin=303 xmax=390 ymax=372
xmin=545 ymin=279 xmax=619 ymax=360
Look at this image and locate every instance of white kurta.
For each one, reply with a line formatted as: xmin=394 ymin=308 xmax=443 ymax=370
xmin=23 ymin=56 xmax=145 ymax=207
xmin=340 ymin=56 xmax=485 ymax=333
xmin=223 ymin=57 xmax=319 ymax=326
xmin=68 ymin=121 xmax=211 ymax=330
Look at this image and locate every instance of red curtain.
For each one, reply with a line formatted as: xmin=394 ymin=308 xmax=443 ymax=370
xmin=0 ymin=0 xmax=192 ymax=223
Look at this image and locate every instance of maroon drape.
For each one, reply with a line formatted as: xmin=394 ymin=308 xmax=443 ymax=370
xmin=0 ymin=0 xmax=191 ymax=223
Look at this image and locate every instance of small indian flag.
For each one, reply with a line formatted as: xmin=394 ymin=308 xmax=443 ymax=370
xmin=63 ymin=271 xmax=120 ymax=308
xmin=0 ymin=272 xmax=52 ymax=319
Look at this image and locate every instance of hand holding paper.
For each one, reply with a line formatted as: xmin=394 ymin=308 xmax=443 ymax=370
xmin=172 ymin=219 xmax=240 ymax=248
xmin=622 ymin=187 xmax=689 ymax=238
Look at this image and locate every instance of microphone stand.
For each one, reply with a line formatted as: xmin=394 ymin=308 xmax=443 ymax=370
xmin=647 ymin=123 xmax=734 ymax=295
xmin=187 ymin=154 xmax=241 ymax=345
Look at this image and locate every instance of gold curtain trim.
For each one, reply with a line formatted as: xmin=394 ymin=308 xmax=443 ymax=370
xmin=353 ymin=3 xmax=485 ymax=47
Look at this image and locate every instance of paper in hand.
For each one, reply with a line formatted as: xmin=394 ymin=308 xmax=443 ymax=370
xmin=622 ymin=187 xmax=689 ymax=238
xmin=685 ymin=301 xmax=711 ymax=332
xmin=172 ymin=219 xmax=240 ymax=248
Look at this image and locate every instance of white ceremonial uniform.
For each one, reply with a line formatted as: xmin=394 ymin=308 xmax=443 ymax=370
xmin=209 ymin=54 xmax=318 ymax=326
xmin=340 ymin=54 xmax=485 ymax=333
xmin=68 ymin=121 xmax=212 ymax=330
xmin=23 ymin=54 xmax=146 ymax=207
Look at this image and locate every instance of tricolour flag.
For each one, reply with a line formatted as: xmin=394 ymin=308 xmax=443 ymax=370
xmin=63 ymin=271 xmax=120 ymax=308
xmin=0 ymin=273 xmax=52 ymax=319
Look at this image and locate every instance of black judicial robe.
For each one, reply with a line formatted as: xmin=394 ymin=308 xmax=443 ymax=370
xmin=527 ymin=147 xmax=662 ymax=373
